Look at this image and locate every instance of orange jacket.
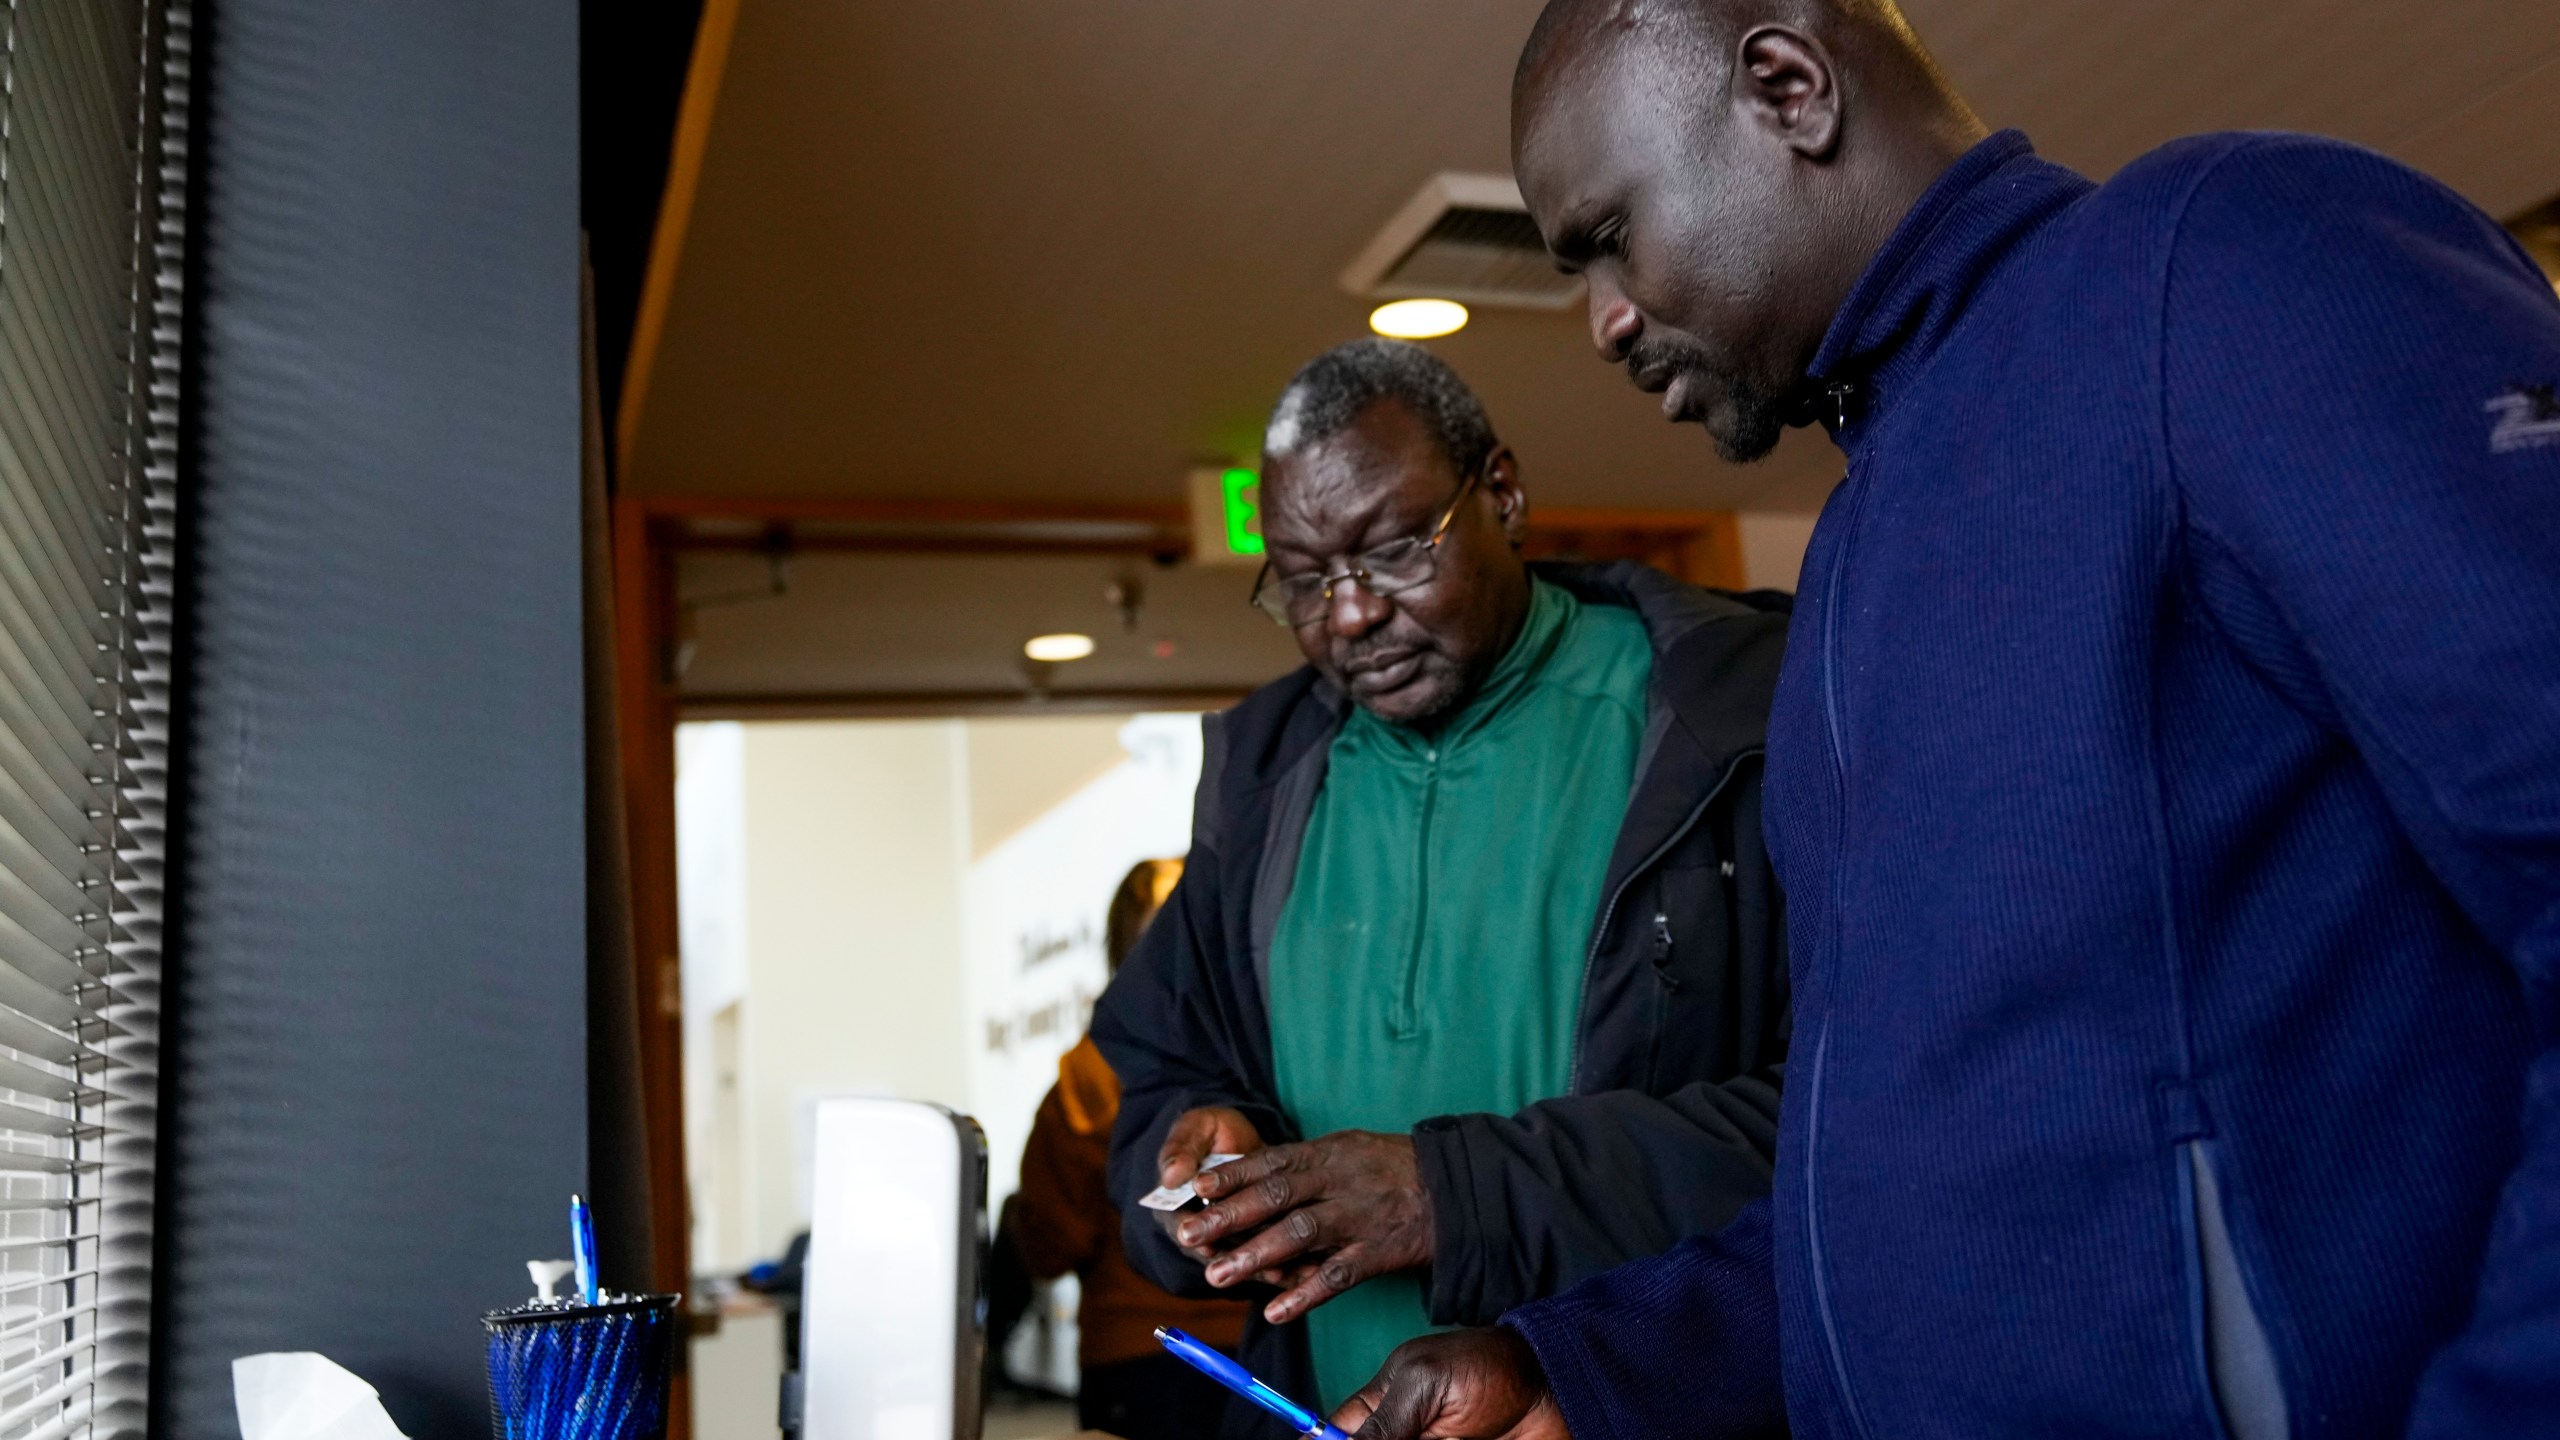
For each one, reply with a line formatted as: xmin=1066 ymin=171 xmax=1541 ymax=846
xmin=1011 ymin=1036 xmax=1251 ymax=1366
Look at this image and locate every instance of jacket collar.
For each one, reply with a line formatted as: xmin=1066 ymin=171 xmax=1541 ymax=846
xmin=1807 ymin=130 xmax=2091 ymax=452
xmin=1532 ymin=558 xmax=1759 ymax=655
xmin=1532 ymin=560 xmax=1782 ymax=773
xmin=1535 ymin=563 xmax=1787 ymax=939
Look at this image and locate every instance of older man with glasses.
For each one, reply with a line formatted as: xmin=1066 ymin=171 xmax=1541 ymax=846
xmin=1090 ymin=338 xmax=1792 ymax=1432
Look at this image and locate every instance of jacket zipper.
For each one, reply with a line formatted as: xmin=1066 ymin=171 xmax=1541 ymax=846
xmin=1642 ymin=911 xmax=1678 ymax=1086
xmin=1389 ymin=745 xmax=1440 ymax=1038
xmin=1819 ymin=461 xmax=1866 ymax=782
xmin=1565 ymin=746 xmax=1759 ymax=1094
xmin=1808 ymin=450 xmax=1876 ymax=1440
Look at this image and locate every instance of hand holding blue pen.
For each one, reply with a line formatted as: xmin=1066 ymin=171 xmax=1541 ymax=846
xmin=1156 ymin=1326 xmax=1353 ymax=1440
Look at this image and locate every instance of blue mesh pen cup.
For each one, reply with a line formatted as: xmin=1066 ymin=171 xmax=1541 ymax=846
xmin=484 ymin=1294 xmax=681 ymax=1440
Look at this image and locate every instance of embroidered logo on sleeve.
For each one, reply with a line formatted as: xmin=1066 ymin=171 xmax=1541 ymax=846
xmin=2486 ymin=383 xmax=2560 ymax=453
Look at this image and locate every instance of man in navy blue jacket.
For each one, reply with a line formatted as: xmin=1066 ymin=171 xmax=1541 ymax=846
xmin=1333 ymin=2 xmax=2560 ymax=1438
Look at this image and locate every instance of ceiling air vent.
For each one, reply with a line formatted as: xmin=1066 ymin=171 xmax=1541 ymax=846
xmin=1341 ymin=172 xmax=1583 ymax=311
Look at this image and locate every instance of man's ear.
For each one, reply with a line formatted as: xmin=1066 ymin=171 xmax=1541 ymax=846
xmin=1484 ymin=447 xmax=1530 ymax=547
xmin=1732 ymin=25 xmax=1842 ymax=160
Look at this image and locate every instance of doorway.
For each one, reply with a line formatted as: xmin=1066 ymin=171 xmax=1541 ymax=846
xmin=675 ymin=711 xmax=1209 ymax=1439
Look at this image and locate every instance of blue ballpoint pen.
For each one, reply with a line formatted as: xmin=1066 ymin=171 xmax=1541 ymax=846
xmin=569 ymin=1193 xmax=599 ymax=1305
xmin=1156 ymin=1326 xmax=1352 ymax=1440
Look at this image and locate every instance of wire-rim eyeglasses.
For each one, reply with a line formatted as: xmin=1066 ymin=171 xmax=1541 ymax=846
xmin=1248 ymin=469 xmax=1482 ymax=627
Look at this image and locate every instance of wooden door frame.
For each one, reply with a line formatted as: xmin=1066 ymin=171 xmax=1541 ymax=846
xmin=611 ymin=498 xmax=689 ymax=1312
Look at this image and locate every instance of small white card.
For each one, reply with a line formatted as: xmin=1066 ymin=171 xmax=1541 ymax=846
xmin=1139 ymin=1153 xmax=1244 ymax=1212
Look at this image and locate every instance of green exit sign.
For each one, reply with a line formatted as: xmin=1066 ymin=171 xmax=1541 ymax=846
xmin=1190 ymin=466 xmax=1264 ymax=567
xmin=1221 ymin=468 xmax=1264 ymax=556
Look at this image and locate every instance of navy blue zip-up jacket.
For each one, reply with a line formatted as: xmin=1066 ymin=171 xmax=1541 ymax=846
xmin=1503 ymin=132 xmax=2560 ymax=1440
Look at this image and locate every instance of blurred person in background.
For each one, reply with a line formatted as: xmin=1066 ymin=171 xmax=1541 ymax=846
xmin=1091 ymin=339 xmax=1792 ymax=1430
xmin=999 ymin=857 xmax=1254 ymax=1440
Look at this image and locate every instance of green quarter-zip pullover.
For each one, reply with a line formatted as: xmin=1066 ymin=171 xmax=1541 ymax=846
xmin=1266 ymin=576 xmax=1652 ymax=1403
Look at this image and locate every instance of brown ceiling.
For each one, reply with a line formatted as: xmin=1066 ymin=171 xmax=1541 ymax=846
xmin=623 ymin=0 xmax=2560 ymax=518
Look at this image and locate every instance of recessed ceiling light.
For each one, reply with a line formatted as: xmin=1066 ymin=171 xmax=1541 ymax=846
xmin=1369 ymin=298 xmax=1468 ymax=339
xmin=1024 ymin=633 xmax=1095 ymax=663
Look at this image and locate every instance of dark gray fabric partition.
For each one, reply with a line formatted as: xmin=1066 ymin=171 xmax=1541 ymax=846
xmin=158 ymin=1 xmax=586 ymax=1434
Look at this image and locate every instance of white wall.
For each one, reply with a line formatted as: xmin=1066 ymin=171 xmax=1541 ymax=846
xmin=746 ymin=722 xmax=975 ymax=1263
xmin=961 ymin=715 xmax=1202 ymax=1200
xmin=677 ymin=725 xmax=751 ymax=1268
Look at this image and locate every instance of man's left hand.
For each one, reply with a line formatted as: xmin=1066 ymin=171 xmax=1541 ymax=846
xmin=1175 ymin=1128 xmax=1435 ymax=1323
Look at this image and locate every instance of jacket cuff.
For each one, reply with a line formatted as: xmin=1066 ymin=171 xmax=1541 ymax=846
xmin=1503 ymin=1299 xmax=1625 ymax=1440
xmin=1414 ymin=1114 xmax=1501 ymax=1326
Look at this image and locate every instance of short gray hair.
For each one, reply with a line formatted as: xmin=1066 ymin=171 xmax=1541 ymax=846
xmin=1262 ymin=339 xmax=1499 ymax=479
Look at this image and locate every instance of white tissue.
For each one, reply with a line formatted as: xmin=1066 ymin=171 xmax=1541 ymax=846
xmin=233 ymin=1352 xmax=411 ymax=1440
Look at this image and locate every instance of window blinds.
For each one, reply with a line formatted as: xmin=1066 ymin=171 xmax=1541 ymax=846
xmin=0 ymin=1 xmax=189 ymax=1438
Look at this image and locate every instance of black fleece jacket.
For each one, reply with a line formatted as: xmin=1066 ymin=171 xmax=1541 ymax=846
xmin=1088 ymin=561 xmax=1790 ymax=1424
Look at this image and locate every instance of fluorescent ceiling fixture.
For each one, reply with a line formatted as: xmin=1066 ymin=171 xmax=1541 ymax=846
xmin=1369 ymin=298 xmax=1468 ymax=339
xmin=1023 ymin=633 xmax=1095 ymax=663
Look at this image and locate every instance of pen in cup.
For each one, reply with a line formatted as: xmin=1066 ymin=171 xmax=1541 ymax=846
xmin=570 ymin=1193 xmax=599 ymax=1306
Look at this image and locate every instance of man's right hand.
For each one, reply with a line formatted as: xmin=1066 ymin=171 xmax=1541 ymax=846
xmin=1154 ymin=1106 xmax=1266 ymax=1260
xmin=1331 ymin=1328 xmax=1570 ymax=1440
